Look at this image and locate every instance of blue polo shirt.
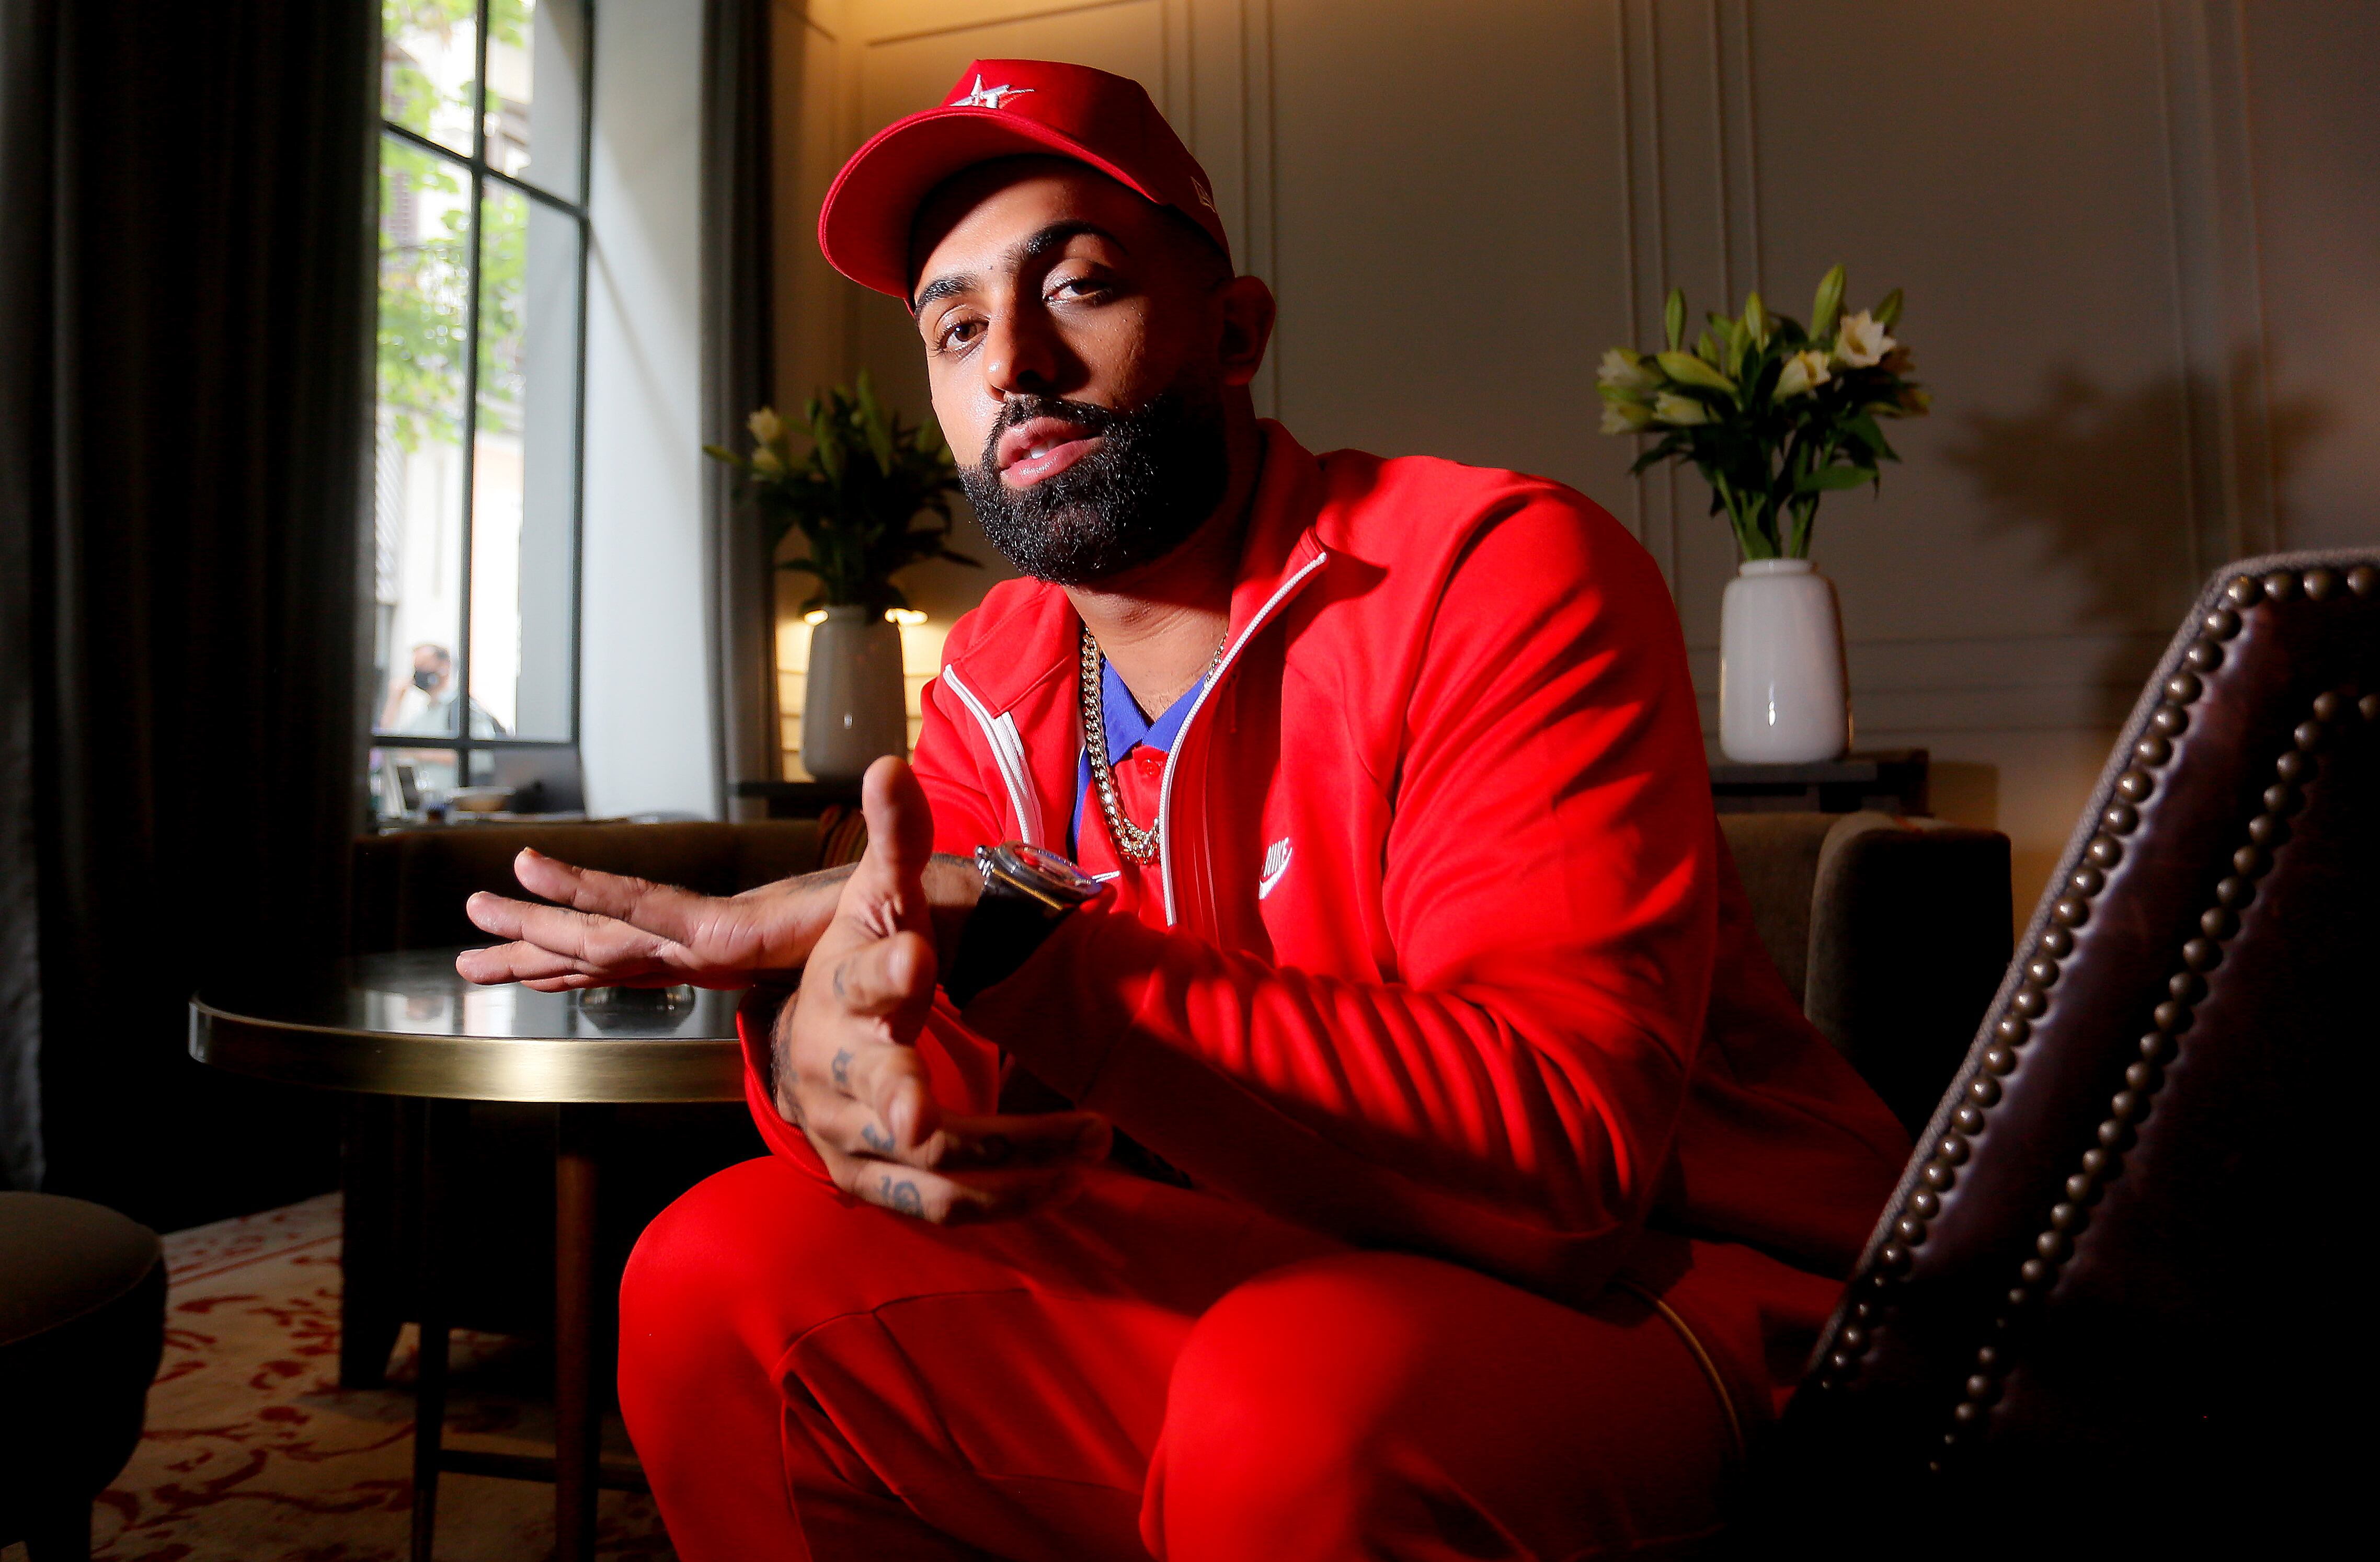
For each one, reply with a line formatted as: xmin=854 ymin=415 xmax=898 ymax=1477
xmin=1071 ymin=659 xmax=1210 ymax=857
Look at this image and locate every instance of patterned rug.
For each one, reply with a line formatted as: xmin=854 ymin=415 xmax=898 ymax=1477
xmin=0 ymin=1194 xmax=676 ymax=1562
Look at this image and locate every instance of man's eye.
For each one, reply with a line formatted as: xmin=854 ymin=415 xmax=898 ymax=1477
xmin=936 ymin=318 xmax=983 ymax=350
xmin=1049 ymin=277 xmax=1109 ymax=302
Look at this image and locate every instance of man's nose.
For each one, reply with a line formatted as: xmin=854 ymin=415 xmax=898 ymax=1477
xmin=980 ymin=305 xmax=1060 ymax=399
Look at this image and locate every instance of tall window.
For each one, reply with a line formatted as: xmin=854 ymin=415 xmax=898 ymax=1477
xmin=372 ymin=1 xmax=591 ymax=814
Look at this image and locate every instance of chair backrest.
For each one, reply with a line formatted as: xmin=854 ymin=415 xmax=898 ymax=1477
xmin=1721 ymin=811 xmax=2011 ymax=1134
xmin=1765 ymin=553 xmax=2380 ymax=1543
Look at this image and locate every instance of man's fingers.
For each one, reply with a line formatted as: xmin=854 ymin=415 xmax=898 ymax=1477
xmin=455 ymin=937 xmax=654 ymax=986
xmin=846 ymin=1161 xmax=1086 ymax=1226
xmin=823 ymin=931 xmax=937 ymax=1019
xmin=509 ymin=851 xmax=725 ymax=947
xmin=859 ymin=756 xmax=938 ymax=887
xmin=464 ymin=893 xmax=678 ymax=971
xmin=804 ymin=1093 xmax=1109 ymax=1174
xmin=807 ymin=1017 xmax=935 ymax=1145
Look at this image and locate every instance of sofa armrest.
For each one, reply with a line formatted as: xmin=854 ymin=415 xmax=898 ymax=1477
xmin=1803 ymin=813 xmax=2011 ymax=1135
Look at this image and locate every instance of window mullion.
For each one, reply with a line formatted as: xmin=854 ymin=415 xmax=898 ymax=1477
xmin=452 ymin=1 xmax=495 ymax=759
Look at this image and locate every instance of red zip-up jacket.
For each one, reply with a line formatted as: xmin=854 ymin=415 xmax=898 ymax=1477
xmin=742 ymin=421 xmax=1907 ymax=1417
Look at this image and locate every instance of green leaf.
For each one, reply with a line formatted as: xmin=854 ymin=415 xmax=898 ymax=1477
xmin=701 ymin=443 xmax=740 ymax=465
xmin=1664 ymin=288 xmax=1687 ymax=352
xmin=1811 ymin=264 xmax=1846 ymax=342
xmin=1844 ymin=414 xmax=1888 ymax=455
xmin=1744 ymin=291 xmax=1769 ymax=345
xmin=810 ymin=402 xmax=844 ymax=485
xmin=1874 ymin=287 xmax=1904 ymax=331
xmin=1656 ymin=350 xmax=1736 ymax=394
xmin=854 ymin=370 xmax=895 ymax=473
xmin=1794 ymin=463 xmax=1874 ymax=496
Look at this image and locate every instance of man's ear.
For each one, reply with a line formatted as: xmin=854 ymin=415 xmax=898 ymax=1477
xmin=1216 ymin=275 xmax=1276 ymax=389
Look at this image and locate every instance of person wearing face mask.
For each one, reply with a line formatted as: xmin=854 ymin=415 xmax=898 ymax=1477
xmin=376 ymin=641 xmax=506 ymax=739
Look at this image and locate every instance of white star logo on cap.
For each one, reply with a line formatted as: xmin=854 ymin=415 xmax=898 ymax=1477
xmin=955 ymin=75 xmax=1034 ymax=110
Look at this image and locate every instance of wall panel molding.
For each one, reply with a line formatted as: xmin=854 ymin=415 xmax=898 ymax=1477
xmin=2156 ymin=0 xmax=2278 ymax=568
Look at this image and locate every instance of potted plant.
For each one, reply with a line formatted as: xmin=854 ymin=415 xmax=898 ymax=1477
xmin=707 ymin=372 xmax=976 ymax=782
xmin=1600 ymin=265 xmax=1928 ymax=763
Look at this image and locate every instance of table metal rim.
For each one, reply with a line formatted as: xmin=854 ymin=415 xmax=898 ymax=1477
xmin=187 ymin=998 xmax=747 ymax=1104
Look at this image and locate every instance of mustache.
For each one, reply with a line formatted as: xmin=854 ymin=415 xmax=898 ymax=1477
xmin=977 ymin=396 xmax=1122 ymax=469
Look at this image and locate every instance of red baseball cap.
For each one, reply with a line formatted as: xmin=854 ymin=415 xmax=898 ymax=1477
xmin=818 ymin=59 xmax=1230 ymax=301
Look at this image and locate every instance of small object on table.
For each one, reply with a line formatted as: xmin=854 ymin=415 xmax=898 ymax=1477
xmin=1709 ymin=748 xmax=1929 ymax=816
xmin=189 ymin=950 xmax=744 ymax=1562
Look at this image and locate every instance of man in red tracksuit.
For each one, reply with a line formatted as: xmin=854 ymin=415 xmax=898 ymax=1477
xmin=461 ymin=60 xmax=1907 ymax=1559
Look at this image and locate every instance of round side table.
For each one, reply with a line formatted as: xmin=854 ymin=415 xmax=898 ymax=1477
xmin=191 ymin=948 xmax=746 ymax=1562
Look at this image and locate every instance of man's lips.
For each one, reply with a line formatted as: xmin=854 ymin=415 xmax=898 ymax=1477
xmin=996 ymin=416 xmax=1105 ymax=488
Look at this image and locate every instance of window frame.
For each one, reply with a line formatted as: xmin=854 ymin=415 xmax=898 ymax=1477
xmin=371 ymin=1 xmax=597 ymax=794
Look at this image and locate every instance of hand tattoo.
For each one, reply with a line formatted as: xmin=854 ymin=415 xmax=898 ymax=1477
xmin=879 ymin=1175 xmax=924 ymax=1216
xmin=831 ymin=1047 xmax=853 ymax=1090
xmin=860 ymin=1121 xmax=895 ymax=1155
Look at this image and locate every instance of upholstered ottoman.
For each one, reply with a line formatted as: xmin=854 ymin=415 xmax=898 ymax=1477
xmin=0 ymin=1193 xmax=167 ymax=1561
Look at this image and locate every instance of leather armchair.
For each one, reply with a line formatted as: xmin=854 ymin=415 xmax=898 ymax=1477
xmin=0 ymin=1194 xmax=166 ymax=1561
xmin=1759 ymin=553 xmax=2379 ymax=1547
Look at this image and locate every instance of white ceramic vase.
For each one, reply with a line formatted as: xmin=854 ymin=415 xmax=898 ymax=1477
xmin=801 ymin=605 xmax=908 ymax=783
xmin=1718 ymin=558 xmax=1850 ymax=764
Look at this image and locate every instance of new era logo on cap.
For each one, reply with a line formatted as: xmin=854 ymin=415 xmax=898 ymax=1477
xmin=818 ymin=59 xmax=1232 ymax=300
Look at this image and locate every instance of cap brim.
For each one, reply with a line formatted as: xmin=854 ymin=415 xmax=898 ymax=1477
xmin=818 ymin=107 xmax=1172 ymax=300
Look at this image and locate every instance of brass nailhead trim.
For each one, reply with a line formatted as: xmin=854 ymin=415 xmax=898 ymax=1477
xmin=1812 ymin=565 xmax=2372 ymax=1437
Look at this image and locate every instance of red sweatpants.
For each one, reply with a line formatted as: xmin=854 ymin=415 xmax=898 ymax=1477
xmin=617 ymin=1155 xmax=1738 ymax=1560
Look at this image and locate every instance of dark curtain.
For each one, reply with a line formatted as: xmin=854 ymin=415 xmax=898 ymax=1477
xmin=0 ymin=0 xmax=377 ymax=1225
xmin=704 ymin=0 xmax=780 ymax=807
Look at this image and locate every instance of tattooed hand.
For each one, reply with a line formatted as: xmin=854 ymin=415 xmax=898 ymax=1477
xmin=773 ymin=756 xmax=1109 ymax=1224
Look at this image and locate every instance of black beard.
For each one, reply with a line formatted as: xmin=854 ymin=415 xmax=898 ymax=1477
xmin=959 ymin=386 xmax=1229 ymax=585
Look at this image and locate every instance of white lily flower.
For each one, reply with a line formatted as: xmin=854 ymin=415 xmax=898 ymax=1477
xmin=1600 ymin=401 xmax=1653 ymax=434
xmin=1776 ymin=349 xmax=1833 ymax=399
xmin=751 ymin=444 xmax=785 ymax=475
xmin=1652 ymin=392 xmax=1709 ymax=427
xmin=1832 ymin=311 xmax=1895 ymax=369
xmin=748 ymin=406 xmax=784 ymax=445
xmin=1597 ymin=348 xmax=1656 ymax=392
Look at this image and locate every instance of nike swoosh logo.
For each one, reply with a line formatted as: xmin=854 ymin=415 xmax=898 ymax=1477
xmin=1258 ymin=840 xmax=1292 ymax=899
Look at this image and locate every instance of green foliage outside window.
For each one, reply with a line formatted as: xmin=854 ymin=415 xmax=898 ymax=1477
xmin=376 ymin=0 xmax=534 ymax=453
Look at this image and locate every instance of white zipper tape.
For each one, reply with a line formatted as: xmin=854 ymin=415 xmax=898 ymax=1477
xmin=1154 ymin=550 xmax=1331 ymax=927
xmin=940 ymin=667 xmax=1042 ymax=848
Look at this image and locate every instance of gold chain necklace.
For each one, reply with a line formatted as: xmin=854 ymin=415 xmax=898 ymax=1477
xmin=1079 ymin=624 xmax=1227 ymax=864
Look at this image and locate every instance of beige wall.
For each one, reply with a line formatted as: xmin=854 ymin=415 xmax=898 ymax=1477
xmin=767 ymin=0 xmax=2380 ymax=920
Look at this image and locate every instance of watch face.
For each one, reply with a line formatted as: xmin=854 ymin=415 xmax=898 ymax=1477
xmin=1008 ymin=842 xmax=1105 ymax=900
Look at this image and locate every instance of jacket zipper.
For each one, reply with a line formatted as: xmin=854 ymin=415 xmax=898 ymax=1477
xmin=1154 ymin=549 xmax=1332 ymax=927
xmin=940 ymin=666 xmax=1045 ymax=846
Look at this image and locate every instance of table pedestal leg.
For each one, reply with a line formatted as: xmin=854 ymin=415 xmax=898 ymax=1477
xmin=410 ymin=1099 xmax=461 ymax=1562
xmin=554 ymin=1105 xmax=609 ymax=1562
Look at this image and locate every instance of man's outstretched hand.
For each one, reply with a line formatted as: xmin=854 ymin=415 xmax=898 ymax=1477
xmin=455 ymin=848 xmax=848 ymax=991
xmin=775 ymin=756 xmax=1108 ymax=1224
xmin=454 ymin=791 xmax=976 ymax=994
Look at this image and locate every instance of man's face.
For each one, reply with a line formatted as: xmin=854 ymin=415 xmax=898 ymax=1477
xmin=909 ymin=159 xmax=1241 ymax=584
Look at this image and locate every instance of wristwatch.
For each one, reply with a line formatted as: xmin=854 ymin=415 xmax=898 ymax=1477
xmin=943 ymin=842 xmax=1105 ymax=1006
